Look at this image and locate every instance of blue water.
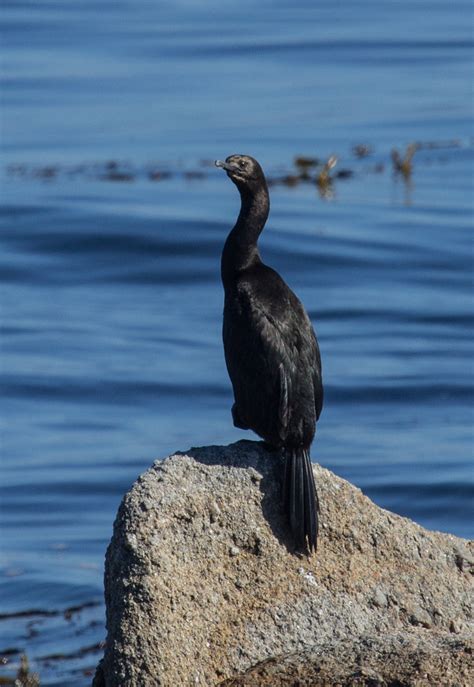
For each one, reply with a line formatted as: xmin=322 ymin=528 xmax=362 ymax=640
xmin=1 ymin=1 xmax=473 ymax=684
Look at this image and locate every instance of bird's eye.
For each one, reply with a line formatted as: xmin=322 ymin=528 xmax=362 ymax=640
xmin=239 ymin=161 xmax=246 ymax=168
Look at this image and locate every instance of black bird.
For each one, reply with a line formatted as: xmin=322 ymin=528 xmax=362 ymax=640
xmin=216 ymin=154 xmax=323 ymax=553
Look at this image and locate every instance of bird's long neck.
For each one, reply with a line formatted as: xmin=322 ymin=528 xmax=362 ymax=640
xmin=221 ymin=184 xmax=270 ymax=286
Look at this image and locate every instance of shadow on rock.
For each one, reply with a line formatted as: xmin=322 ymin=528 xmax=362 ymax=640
xmin=178 ymin=439 xmax=298 ymax=555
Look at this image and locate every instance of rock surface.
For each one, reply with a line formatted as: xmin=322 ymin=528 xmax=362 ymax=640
xmin=94 ymin=440 xmax=473 ymax=686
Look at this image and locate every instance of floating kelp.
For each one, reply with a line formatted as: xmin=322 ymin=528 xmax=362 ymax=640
xmin=294 ymin=156 xmax=319 ymax=178
xmin=281 ymin=174 xmax=301 ymax=187
xmin=334 ymin=168 xmax=353 ymax=179
xmin=316 ymin=155 xmax=338 ymax=199
xmin=148 ymin=169 xmax=172 ymax=181
xmin=0 ymin=655 xmax=40 ymax=687
xmin=391 ymin=143 xmax=418 ymax=179
xmin=352 ymin=143 xmax=373 ymax=158
xmin=101 ymin=161 xmax=135 ymax=182
xmin=4 ymin=137 xmax=471 ymax=198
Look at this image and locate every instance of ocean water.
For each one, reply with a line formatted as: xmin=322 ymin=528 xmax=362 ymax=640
xmin=1 ymin=1 xmax=473 ymax=684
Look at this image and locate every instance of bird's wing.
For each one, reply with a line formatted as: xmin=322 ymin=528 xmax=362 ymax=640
xmin=250 ymin=300 xmax=298 ymax=439
xmin=285 ymin=301 xmax=323 ymax=422
xmin=224 ymin=289 xmax=298 ymax=444
xmin=224 ymin=267 xmax=326 ymax=444
xmin=254 ymin=291 xmax=324 ymax=424
xmin=276 ymin=273 xmax=323 ymax=423
xmin=311 ymin=327 xmax=323 ymax=421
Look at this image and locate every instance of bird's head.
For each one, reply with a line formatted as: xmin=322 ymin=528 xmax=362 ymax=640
xmin=215 ymin=154 xmax=266 ymax=193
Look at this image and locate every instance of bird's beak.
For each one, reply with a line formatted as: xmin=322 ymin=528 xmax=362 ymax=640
xmin=215 ymin=159 xmax=239 ymax=173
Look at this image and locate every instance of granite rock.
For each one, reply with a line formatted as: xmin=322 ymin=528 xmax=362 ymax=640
xmin=94 ymin=440 xmax=473 ymax=686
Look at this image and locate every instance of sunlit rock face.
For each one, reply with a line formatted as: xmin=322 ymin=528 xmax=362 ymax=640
xmin=94 ymin=440 xmax=473 ymax=687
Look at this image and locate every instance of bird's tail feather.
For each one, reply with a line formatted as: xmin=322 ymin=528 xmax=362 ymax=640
xmin=283 ymin=448 xmax=319 ymax=553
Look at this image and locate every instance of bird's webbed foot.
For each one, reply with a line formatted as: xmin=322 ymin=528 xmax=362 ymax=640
xmin=231 ymin=403 xmax=249 ymax=430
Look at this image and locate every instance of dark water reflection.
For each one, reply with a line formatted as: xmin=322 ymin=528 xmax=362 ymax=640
xmin=1 ymin=0 xmax=473 ymax=683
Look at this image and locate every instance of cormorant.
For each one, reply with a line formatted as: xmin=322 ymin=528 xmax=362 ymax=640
xmin=216 ymin=154 xmax=323 ymax=553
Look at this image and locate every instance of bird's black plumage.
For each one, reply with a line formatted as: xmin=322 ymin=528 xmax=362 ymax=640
xmin=216 ymin=154 xmax=323 ymax=553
